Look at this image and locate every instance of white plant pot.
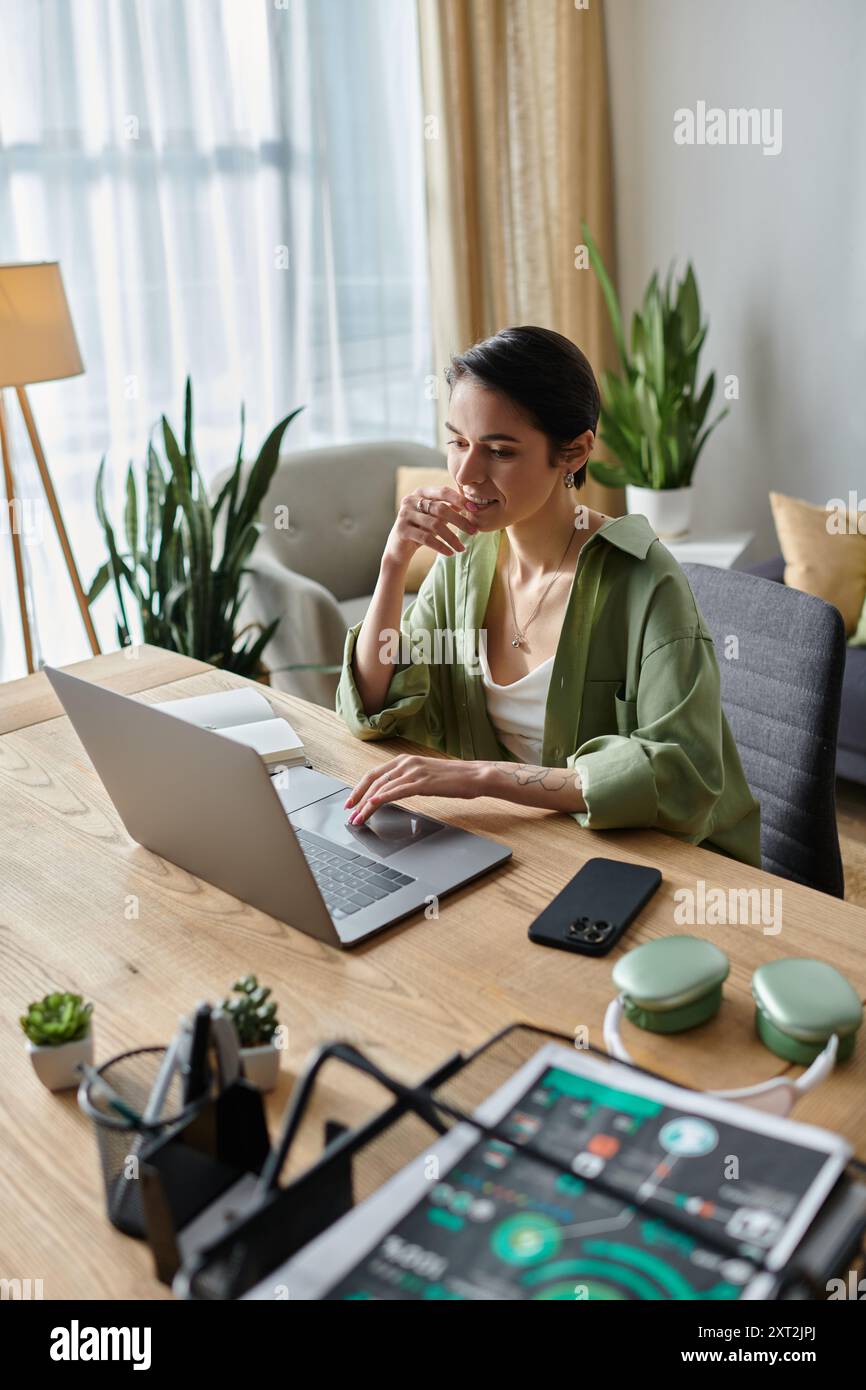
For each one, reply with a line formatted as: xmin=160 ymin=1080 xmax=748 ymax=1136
xmin=27 ymin=1031 xmax=94 ymax=1092
xmin=240 ymin=1042 xmax=281 ymax=1092
xmin=626 ymin=484 xmax=695 ymax=539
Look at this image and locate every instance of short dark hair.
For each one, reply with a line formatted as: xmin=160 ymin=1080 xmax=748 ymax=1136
xmin=445 ymin=325 xmax=600 ymax=487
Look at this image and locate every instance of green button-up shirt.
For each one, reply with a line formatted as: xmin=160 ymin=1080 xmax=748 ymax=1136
xmin=336 ymin=513 xmax=762 ymax=868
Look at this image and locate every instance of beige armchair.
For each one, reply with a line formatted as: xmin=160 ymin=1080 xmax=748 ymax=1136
xmin=219 ymin=440 xmax=444 ymax=706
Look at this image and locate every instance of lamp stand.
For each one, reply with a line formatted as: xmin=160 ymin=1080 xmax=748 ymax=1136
xmin=0 ymin=391 xmax=35 ymax=673
xmin=0 ymin=386 xmax=100 ymax=674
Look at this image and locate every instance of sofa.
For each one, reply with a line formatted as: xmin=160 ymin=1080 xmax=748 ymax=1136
xmin=747 ymin=555 xmax=866 ymax=785
xmin=225 ymin=440 xmax=444 ymax=707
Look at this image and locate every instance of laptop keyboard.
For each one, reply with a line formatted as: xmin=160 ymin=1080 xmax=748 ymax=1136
xmin=294 ymin=827 xmax=416 ymax=920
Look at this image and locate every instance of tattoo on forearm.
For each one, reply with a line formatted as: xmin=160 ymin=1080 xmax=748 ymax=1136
xmin=492 ymin=761 xmax=579 ymax=793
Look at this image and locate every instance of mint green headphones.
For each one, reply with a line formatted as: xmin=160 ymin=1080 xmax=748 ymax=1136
xmin=604 ymin=935 xmax=862 ymax=1116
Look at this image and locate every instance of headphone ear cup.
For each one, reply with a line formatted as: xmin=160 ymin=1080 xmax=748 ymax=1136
xmin=622 ymin=984 xmax=724 ymax=1034
xmin=752 ymin=960 xmax=863 ymax=1064
xmin=612 ymin=935 xmax=730 ymax=1035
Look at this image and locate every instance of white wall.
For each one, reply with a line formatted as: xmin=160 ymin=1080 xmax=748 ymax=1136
xmin=604 ymin=0 xmax=866 ymax=559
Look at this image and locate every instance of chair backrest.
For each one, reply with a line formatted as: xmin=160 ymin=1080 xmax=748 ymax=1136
xmin=682 ymin=563 xmax=846 ymax=897
xmin=251 ymin=440 xmax=445 ymax=602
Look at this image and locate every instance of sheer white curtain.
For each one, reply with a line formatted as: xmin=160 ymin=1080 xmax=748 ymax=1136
xmin=0 ymin=0 xmax=433 ymax=678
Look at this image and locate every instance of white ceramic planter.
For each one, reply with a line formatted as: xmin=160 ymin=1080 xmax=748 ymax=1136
xmin=240 ymin=1041 xmax=281 ymax=1092
xmin=626 ymin=484 xmax=694 ymax=539
xmin=27 ymin=1031 xmax=93 ymax=1092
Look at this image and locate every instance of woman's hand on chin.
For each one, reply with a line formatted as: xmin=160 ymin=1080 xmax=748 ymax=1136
xmin=343 ymin=755 xmax=489 ymax=826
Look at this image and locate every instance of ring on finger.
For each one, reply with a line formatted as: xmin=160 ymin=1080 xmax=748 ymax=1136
xmin=356 ymin=766 xmax=398 ymax=807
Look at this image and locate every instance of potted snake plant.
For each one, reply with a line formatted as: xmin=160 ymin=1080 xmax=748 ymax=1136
xmin=21 ymin=992 xmax=94 ymax=1091
xmin=88 ymin=379 xmax=303 ymax=678
xmin=583 ymin=223 xmax=728 ymax=538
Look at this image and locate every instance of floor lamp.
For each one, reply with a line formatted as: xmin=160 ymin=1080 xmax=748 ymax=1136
xmin=0 ymin=262 xmax=100 ymax=674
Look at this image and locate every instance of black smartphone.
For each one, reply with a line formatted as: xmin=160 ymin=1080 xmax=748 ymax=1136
xmin=528 ymin=857 xmax=661 ymax=957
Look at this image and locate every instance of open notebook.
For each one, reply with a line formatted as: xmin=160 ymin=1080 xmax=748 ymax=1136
xmin=153 ymin=687 xmax=306 ymax=770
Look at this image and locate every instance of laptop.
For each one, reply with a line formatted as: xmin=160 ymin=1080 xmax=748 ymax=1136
xmin=44 ymin=666 xmax=512 ymax=948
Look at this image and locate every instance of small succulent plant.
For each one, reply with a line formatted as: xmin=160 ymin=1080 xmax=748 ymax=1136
xmin=221 ymin=974 xmax=279 ymax=1048
xmin=20 ymin=992 xmax=93 ymax=1047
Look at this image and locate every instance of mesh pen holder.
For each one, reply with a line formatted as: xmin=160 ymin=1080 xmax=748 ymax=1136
xmin=78 ymin=1045 xmax=199 ymax=1238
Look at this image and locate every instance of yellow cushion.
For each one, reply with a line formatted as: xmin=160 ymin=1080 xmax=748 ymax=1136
xmin=395 ymin=466 xmax=454 ymax=592
xmin=769 ymin=491 xmax=866 ymax=635
xmin=849 ymin=591 xmax=866 ymax=647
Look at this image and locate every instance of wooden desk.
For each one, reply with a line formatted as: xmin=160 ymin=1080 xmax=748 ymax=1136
xmin=2 ymin=646 xmax=865 ymax=1298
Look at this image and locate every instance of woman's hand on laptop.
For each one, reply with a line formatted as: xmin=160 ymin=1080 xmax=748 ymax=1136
xmin=344 ymin=755 xmax=487 ymax=825
xmin=344 ymin=755 xmax=588 ymax=825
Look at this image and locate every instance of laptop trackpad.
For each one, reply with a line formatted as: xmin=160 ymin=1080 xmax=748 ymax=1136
xmin=289 ymin=792 xmax=442 ymax=861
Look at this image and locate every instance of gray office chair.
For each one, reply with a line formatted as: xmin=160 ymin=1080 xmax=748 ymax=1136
xmin=682 ymin=563 xmax=846 ymax=898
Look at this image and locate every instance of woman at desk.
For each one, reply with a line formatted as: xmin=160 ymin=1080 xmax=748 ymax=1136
xmin=336 ymin=325 xmax=761 ymax=868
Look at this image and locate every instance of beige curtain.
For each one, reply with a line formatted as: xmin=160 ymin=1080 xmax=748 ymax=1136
xmin=416 ymin=0 xmax=622 ymax=514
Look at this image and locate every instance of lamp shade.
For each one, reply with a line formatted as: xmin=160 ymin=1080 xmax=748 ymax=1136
xmin=0 ymin=262 xmax=84 ymax=388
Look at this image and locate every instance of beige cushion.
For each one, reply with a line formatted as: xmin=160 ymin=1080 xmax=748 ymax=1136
xmin=395 ymin=465 xmax=454 ymax=592
xmin=769 ymin=490 xmax=866 ymax=635
xmin=849 ymin=591 xmax=866 ymax=647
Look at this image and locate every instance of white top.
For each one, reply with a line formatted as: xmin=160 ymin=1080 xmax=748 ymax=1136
xmin=478 ymin=640 xmax=554 ymax=764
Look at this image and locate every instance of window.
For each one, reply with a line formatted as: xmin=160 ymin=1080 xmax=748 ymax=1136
xmin=0 ymin=0 xmax=433 ymax=674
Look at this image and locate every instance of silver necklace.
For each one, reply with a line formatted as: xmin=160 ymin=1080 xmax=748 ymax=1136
xmin=505 ymin=528 xmax=577 ymax=648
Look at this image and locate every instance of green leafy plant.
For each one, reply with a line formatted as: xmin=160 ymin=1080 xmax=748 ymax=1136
xmin=20 ymin=992 xmax=93 ymax=1047
xmin=88 ymin=379 xmax=302 ymax=676
xmin=582 ymin=223 xmax=727 ymax=491
xmin=221 ymin=974 xmax=279 ymax=1048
